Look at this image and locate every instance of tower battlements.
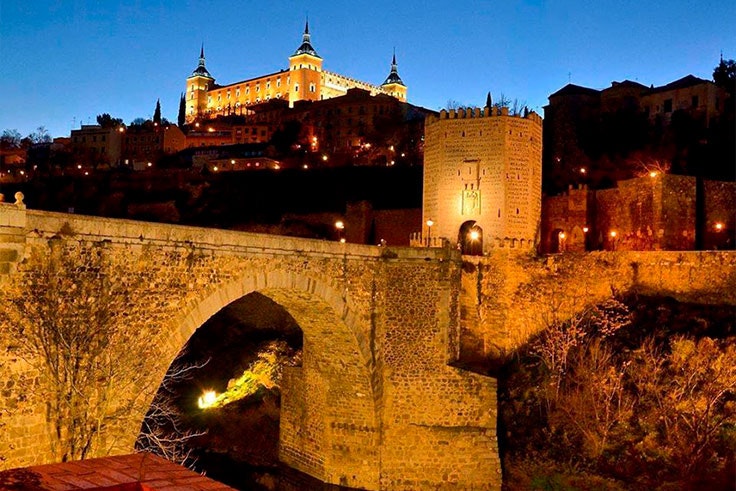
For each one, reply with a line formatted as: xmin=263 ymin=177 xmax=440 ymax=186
xmin=427 ymin=106 xmax=543 ymax=125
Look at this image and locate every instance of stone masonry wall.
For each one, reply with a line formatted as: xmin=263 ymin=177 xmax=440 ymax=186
xmin=0 ymin=207 xmax=499 ymax=491
xmin=460 ymin=249 xmax=736 ymax=362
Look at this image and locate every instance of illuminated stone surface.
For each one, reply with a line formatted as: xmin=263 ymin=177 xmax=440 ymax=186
xmin=0 ymin=205 xmax=498 ymax=490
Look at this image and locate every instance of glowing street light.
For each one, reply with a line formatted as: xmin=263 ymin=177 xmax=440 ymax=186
xmin=582 ymin=226 xmax=589 ymax=233
xmin=469 ymin=229 xmax=480 ymax=241
xmin=335 ymin=220 xmax=345 ymax=242
xmin=198 ymin=390 xmax=218 ymax=409
xmin=649 ymin=171 xmax=658 ymax=178
xmin=610 ymin=230 xmax=617 ymax=238
xmin=426 ymin=219 xmax=434 ymax=247
xmin=715 ymin=222 xmax=724 ymax=232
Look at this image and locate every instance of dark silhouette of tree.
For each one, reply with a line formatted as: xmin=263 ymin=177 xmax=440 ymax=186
xmin=96 ymin=113 xmax=123 ymax=128
xmin=713 ymin=57 xmax=736 ymax=95
xmin=28 ymin=126 xmax=52 ymax=144
xmin=153 ymin=99 xmax=162 ymax=125
xmin=177 ymin=93 xmax=186 ymax=128
xmin=1 ymin=129 xmax=22 ymax=149
xmin=485 ymin=91 xmax=492 ymax=108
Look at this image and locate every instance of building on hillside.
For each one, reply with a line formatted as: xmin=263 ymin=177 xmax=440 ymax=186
xmin=70 ymin=125 xmax=124 ymax=168
xmin=121 ymin=124 xmax=186 ymax=166
xmin=184 ymin=122 xmax=272 ymax=147
xmin=414 ymin=106 xmax=543 ymax=254
xmin=543 ymin=74 xmax=731 ymax=194
xmin=541 ymin=174 xmax=736 ymax=252
xmin=185 ymin=21 xmax=407 ymax=122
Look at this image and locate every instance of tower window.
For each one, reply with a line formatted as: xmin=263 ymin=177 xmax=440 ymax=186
xmin=295 ymin=84 xmax=300 ymax=92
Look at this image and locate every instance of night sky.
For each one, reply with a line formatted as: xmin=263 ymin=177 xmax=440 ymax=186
xmin=1 ymin=0 xmax=734 ymax=138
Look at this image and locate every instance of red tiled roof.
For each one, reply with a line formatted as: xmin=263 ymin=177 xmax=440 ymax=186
xmin=0 ymin=453 xmax=235 ymax=490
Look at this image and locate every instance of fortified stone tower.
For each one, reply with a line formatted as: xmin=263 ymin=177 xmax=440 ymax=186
xmin=288 ymin=19 xmax=323 ymax=104
xmin=185 ymin=45 xmax=215 ymax=120
xmin=422 ymin=105 xmax=543 ymax=253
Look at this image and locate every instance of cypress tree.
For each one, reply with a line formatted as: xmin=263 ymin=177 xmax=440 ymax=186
xmin=153 ymin=99 xmax=162 ymax=124
xmin=177 ymin=93 xmax=186 ymax=128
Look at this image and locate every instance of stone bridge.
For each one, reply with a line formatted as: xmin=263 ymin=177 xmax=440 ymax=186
xmin=1 ymin=201 xmax=735 ymax=491
xmin=0 ymin=203 xmax=499 ymax=491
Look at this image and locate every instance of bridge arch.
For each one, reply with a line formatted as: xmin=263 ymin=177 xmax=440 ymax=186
xmin=158 ymin=267 xmax=380 ymax=489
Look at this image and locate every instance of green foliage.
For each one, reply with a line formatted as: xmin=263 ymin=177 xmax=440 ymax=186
xmin=153 ymin=99 xmax=162 ymax=125
xmin=96 ymin=113 xmax=123 ymax=128
xmin=177 ymin=93 xmax=186 ymax=128
xmin=203 ymin=340 xmax=300 ymax=409
xmin=713 ymin=58 xmax=736 ymax=94
xmin=501 ymin=296 xmax=736 ymax=490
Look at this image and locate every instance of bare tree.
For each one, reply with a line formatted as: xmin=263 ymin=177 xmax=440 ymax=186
xmin=135 ymin=353 xmax=208 ymax=467
xmin=1 ymin=240 xmax=166 ymax=462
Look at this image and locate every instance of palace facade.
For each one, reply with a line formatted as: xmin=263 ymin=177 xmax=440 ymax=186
xmin=185 ymin=21 xmax=407 ymax=122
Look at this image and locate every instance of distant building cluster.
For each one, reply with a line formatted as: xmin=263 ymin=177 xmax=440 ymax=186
xmin=185 ymin=21 xmax=407 ymax=122
xmin=543 ymin=74 xmax=732 ymax=193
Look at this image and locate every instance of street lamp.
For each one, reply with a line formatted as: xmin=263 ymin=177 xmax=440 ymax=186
xmin=558 ymin=231 xmax=566 ymax=253
xmin=335 ymin=220 xmax=345 ymax=242
xmin=426 ymin=219 xmax=434 ymax=247
xmin=468 ymin=228 xmax=481 ymax=255
xmin=715 ymin=222 xmax=724 ymax=232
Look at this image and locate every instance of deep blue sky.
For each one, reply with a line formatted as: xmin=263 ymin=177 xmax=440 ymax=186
xmin=1 ymin=1 xmax=734 ymax=138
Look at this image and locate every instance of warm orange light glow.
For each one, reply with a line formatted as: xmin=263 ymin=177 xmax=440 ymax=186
xmin=231 ymin=159 xmax=235 ymax=164
xmin=426 ymin=219 xmax=434 ymax=228
xmin=580 ymin=167 xmax=586 ymax=174
xmin=118 ymin=127 xmax=125 ymax=132
xmin=213 ymin=166 xmax=218 ymax=172
xmin=715 ymin=222 xmax=724 ymax=231
xmin=303 ymin=164 xmax=309 ymax=169
xmin=147 ymin=162 xmax=152 ymax=167
xmin=340 ymin=238 xmax=346 ymax=243
xmin=469 ymin=230 xmax=480 ymax=241
xmin=195 ymin=122 xmax=200 ymax=127
xmin=77 ymin=164 xmax=82 ymax=169
xmin=273 ymin=164 xmax=280 ymax=170
xmin=610 ymin=230 xmax=617 ymax=238
xmin=322 ymin=155 xmax=328 ymax=161
xmin=335 ymin=220 xmax=345 ymax=230
xmin=208 ymin=127 xmax=215 ymax=132
xmin=649 ymin=171 xmax=658 ymax=178
xmin=558 ymin=232 xmax=566 ymax=240
xmin=198 ymin=390 xmax=218 ymax=409
xmin=583 ymin=226 xmax=589 ymax=233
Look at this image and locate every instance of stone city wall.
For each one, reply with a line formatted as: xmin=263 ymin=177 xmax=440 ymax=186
xmin=460 ymin=249 xmax=736 ymax=363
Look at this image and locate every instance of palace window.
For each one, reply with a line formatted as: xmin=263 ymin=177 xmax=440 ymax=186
xmin=266 ymin=81 xmax=271 ymax=89
xmin=256 ymin=84 xmax=260 ymax=92
xmin=277 ymin=78 xmax=281 ymax=87
xmin=295 ymin=84 xmax=299 ymax=92
xmin=246 ymin=86 xmax=250 ymax=95
xmin=309 ymin=83 xmax=316 ymax=93
xmin=236 ymin=87 xmax=240 ymax=97
xmin=664 ymin=99 xmax=673 ymax=113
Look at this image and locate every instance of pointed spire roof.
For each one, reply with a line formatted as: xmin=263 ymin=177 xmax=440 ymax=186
xmin=191 ymin=43 xmax=213 ymax=78
xmin=292 ymin=18 xmax=320 ymax=58
xmin=382 ymin=49 xmax=405 ymax=86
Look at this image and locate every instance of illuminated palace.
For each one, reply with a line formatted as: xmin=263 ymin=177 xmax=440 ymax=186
xmin=185 ymin=21 xmax=407 ymax=122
